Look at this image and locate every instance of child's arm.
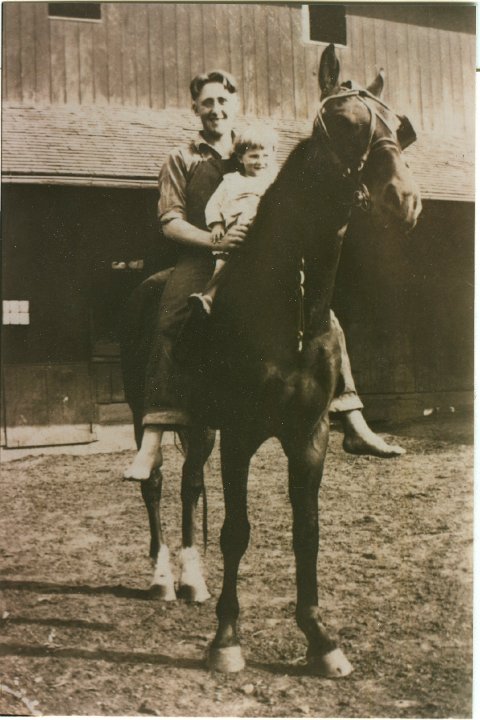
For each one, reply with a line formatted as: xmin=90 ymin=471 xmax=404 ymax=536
xmin=210 ymin=222 xmax=225 ymax=244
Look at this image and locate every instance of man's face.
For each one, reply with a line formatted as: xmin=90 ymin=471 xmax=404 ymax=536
xmin=193 ymin=82 xmax=239 ymax=141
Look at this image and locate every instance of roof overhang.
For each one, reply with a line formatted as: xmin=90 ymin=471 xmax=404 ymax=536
xmin=2 ymin=102 xmax=474 ymax=202
xmin=2 ymin=174 xmax=157 ymax=189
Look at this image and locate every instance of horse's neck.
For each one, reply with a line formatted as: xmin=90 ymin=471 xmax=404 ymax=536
xmin=217 ymin=139 xmax=351 ymax=357
xmin=302 ymin=224 xmax=347 ymax=341
xmin=246 ymin=141 xmax=350 ymax=319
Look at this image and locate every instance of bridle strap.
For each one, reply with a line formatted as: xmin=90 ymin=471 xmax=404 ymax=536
xmin=298 ymin=258 xmax=305 ymax=351
xmin=313 ymin=89 xmax=401 ymax=175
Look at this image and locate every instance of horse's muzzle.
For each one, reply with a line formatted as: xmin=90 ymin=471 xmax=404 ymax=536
xmin=380 ymin=179 xmax=422 ymax=231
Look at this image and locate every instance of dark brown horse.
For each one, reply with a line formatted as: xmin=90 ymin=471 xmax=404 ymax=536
xmin=122 ymin=44 xmax=421 ymax=676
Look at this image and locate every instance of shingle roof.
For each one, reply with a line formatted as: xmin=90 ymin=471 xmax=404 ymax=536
xmin=2 ymin=102 xmax=474 ymax=202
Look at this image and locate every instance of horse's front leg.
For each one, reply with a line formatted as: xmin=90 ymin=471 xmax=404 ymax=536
xmin=285 ymin=415 xmax=353 ymax=677
xmin=208 ymin=426 xmax=258 ymax=673
xmin=177 ymin=425 xmax=216 ymax=602
xmin=141 ymin=469 xmax=176 ymax=600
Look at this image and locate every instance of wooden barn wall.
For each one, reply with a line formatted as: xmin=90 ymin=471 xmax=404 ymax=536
xmin=333 ymin=200 xmax=474 ymax=415
xmin=1 ymin=183 xmax=162 ymax=431
xmin=2 ymin=184 xmax=162 ymax=366
xmin=2 ymin=3 xmax=475 ymax=136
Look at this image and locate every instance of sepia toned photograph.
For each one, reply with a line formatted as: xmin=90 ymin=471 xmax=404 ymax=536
xmin=0 ymin=1 xmax=474 ymax=716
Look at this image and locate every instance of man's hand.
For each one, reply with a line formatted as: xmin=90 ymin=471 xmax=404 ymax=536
xmin=217 ymin=224 xmax=248 ymax=251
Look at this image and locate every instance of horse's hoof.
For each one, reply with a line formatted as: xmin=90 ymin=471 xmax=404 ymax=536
xmin=149 ymin=583 xmax=176 ymax=601
xmin=177 ymin=583 xmax=211 ymax=603
xmin=207 ymin=645 xmax=245 ymax=673
xmin=307 ymin=647 xmax=353 ymax=678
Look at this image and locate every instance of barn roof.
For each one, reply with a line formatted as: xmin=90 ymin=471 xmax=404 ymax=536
xmin=2 ymin=102 xmax=474 ymax=202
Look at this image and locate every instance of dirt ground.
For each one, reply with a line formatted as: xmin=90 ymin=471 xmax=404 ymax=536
xmin=0 ymin=412 xmax=473 ymax=718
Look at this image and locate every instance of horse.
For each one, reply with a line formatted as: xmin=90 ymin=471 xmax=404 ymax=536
xmin=121 ymin=43 xmax=421 ymax=676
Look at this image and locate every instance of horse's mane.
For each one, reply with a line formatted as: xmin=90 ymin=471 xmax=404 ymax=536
xmin=213 ymin=132 xmax=345 ymax=328
xmin=244 ymin=139 xmax=316 ymax=244
xmin=226 ymin=132 xmax=345 ymax=269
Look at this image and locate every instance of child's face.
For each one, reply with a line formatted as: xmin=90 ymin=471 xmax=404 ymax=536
xmin=239 ymin=146 xmax=275 ymax=177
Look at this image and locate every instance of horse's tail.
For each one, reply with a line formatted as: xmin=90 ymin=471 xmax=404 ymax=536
xmin=175 ymin=430 xmax=208 ymax=552
xmin=202 ymin=482 xmax=208 ymax=553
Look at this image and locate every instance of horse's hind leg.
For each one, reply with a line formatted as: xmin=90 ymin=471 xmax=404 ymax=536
xmin=141 ymin=468 xmax=175 ymax=600
xmin=177 ymin=425 xmax=216 ymax=603
xmin=284 ymin=416 xmax=353 ymax=677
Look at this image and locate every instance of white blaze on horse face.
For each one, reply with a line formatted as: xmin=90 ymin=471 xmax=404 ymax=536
xmin=366 ymin=127 xmax=422 ymax=230
xmin=354 ymin=101 xmax=422 ymax=231
xmin=382 ymin=165 xmax=422 ymax=229
xmin=374 ymin=157 xmax=420 ymax=232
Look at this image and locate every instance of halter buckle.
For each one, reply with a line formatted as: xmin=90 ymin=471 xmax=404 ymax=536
xmin=353 ymin=185 xmax=371 ymax=212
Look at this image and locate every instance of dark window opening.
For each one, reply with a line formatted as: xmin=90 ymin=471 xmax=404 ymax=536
xmin=307 ymin=5 xmax=347 ymax=45
xmin=48 ymin=3 xmax=101 ymax=20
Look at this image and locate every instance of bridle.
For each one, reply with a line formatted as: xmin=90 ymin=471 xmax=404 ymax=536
xmin=296 ymin=86 xmax=417 ymax=351
xmin=313 ymin=86 xmax=416 ymax=212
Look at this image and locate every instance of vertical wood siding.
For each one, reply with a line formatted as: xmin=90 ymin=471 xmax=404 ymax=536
xmin=3 ymin=3 xmax=474 ymax=136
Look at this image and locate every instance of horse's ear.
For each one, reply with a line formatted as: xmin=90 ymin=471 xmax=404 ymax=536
xmin=319 ymin=43 xmax=340 ymax=98
xmin=367 ymin=69 xmax=385 ymax=98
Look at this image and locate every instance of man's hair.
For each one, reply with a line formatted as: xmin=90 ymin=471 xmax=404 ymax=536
xmin=190 ymin=70 xmax=238 ymax=101
xmin=234 ymin=124 xmax=278 ymax=157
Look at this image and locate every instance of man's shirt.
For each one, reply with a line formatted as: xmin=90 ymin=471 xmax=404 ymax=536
xmin=158 ymin=133 xmax=233 ymax=226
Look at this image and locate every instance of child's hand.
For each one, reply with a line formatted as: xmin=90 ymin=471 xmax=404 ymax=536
xmin=210 ymin=224 xmax=225 ymax=245
xmin=220 ymin=224 xmax=248 ymax=251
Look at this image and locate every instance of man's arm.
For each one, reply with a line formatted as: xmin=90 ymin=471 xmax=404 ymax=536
xmin=164 ymin=218 xmax=246 ymax=251
xmin=163 ymin=217 xmax=212 ymax=248
xmin=159 ymin=148 xmax=246 ymax=251
xmin=157 ymin=148 xmax=214 ymax=249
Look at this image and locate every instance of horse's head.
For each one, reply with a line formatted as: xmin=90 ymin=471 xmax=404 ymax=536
xmin=316 ymin=44 xmax=421 ymax=232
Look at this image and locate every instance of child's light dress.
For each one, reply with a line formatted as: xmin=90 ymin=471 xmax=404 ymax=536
xmin=205 ymin=168 xmax=278 ymax=234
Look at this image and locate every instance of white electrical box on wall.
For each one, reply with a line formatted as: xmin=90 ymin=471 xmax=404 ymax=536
xmin=3 ymin=300 xmax=30 ymax=325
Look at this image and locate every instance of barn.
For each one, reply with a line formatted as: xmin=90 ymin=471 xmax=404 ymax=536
xmin=1 ymin=2 xmax=475 ymax=447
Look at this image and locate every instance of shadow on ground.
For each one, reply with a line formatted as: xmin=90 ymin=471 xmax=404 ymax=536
xmin=371 ymin=409 xmax=473 ymax=445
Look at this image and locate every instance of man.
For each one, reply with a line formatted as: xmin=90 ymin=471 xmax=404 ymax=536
xmin=124 ymin=69 xmax=404 ymax=481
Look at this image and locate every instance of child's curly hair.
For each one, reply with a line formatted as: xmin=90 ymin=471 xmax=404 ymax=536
xmin=234 ymin=124 xmax=278 ymax=157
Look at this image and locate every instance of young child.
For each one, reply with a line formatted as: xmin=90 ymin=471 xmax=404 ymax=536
xmin=189 ymin=124 xmax=279 ymax=315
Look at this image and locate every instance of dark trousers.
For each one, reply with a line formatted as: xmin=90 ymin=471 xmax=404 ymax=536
xmin=140 ymin=248 xmax=214 ymax=426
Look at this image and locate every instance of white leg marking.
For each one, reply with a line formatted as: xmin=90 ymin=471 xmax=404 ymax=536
xmin=178 ymin=546 xmax=211 ymax=603
xmin=150 ymin=544 xmax=176 ymax=601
